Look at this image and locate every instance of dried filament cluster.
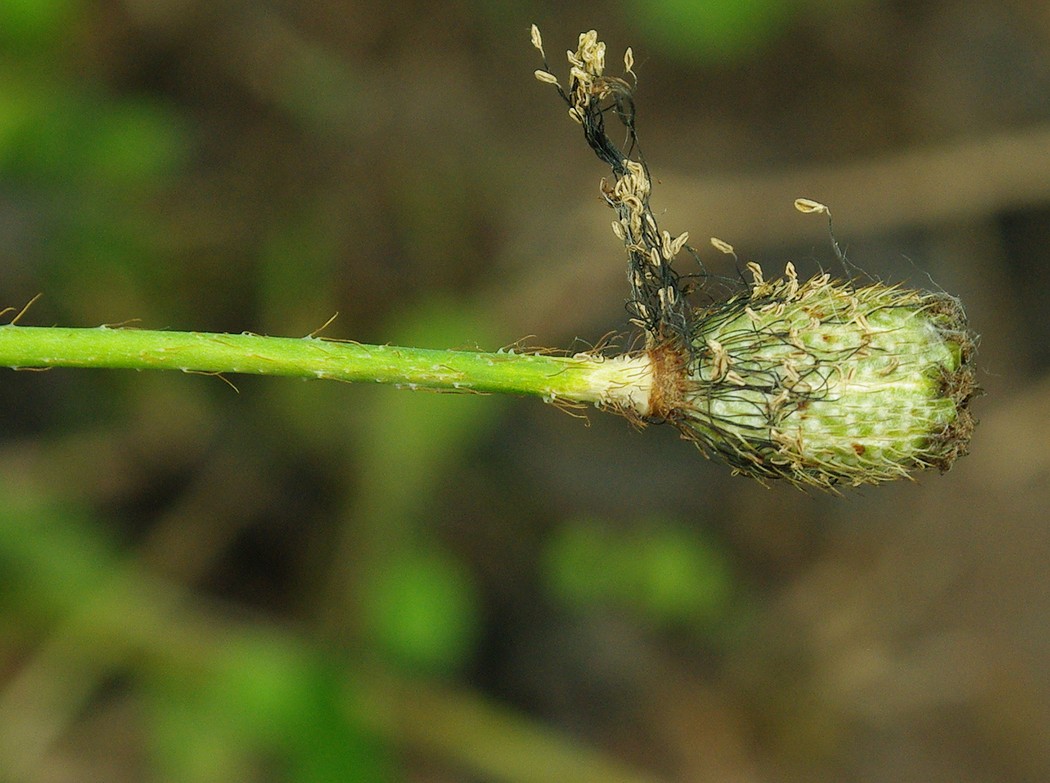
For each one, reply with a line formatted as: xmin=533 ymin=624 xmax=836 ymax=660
xmin=532 ymin=26 xmax=692 ymax=345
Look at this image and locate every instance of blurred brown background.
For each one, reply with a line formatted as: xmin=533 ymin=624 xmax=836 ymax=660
xmin=1 ymin=1 xmax=1048 ymax=781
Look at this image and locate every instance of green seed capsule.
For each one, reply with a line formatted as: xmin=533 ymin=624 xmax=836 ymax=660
xmin=650 ymin=263 xmax=978 ymax=488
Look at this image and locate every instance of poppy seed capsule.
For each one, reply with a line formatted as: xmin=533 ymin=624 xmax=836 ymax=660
xmin=648 ymin=263 xmax=978 ymax=487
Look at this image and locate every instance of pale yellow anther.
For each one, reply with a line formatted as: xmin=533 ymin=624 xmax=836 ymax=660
xmin=710 ymin=237 xmax=735 ymax=255
xmin=794 ymin=198 xmax=829 ymax=215
xmin=530 ymin=24 xmax=543 ymax=52
xmin=746 ymin=261 xmax=765 ymax=287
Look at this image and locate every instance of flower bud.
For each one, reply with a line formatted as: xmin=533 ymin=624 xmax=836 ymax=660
xmin=650 ymin=263 xmax=978 ymax=487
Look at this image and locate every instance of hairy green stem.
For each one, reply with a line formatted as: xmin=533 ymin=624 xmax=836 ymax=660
xmin=0 ymin=325 xmax=652 ymax=412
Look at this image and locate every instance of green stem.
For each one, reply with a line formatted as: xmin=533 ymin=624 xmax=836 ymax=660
xmin=0 ymin=325 xmax=653 ymax=413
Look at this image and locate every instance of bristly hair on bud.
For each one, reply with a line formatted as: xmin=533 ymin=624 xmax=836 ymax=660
xmin=531 ymin=25 xmax=979 ymax=488
xmin=646 ymin=262 xmax=978 ymax=488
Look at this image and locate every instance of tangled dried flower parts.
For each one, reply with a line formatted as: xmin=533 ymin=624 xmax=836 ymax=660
xmin=532 ymin=26 xmax=692 ymax=344
xmin=532 ymin=26 xmax=978 ymax=487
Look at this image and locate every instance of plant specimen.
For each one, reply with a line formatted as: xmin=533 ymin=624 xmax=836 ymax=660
xmin=0 ymin=27 xmax=977 ymax=489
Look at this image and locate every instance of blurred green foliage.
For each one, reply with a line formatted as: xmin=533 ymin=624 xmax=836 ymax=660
xmin=542 ymin=519 xmax=734 ymax=629
xmin=0 ymin=85 xmax=186 ymax=188
xmin=0 ymin=478 xmax=387 ymax=781
xmin=361 ymin=546 xmax=479 ymax=673
xmin=0 ymin=0 xmax=79 ymax=49
xmin=146 ymin=634 xmax=389 ymax=783
xmin=626 ymin=0 xmax=790 ymax=61
xmin=0 ymin=45 xmax=190 ymax=326
xmin=0 ymin=479 xmax=115 ymax=622
xmin=624 ymin=0 xmax=859 ymax=63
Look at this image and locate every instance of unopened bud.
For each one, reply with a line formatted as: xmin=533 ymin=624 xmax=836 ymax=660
xmin=649 ymin=265 xmax=978 ymax=488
